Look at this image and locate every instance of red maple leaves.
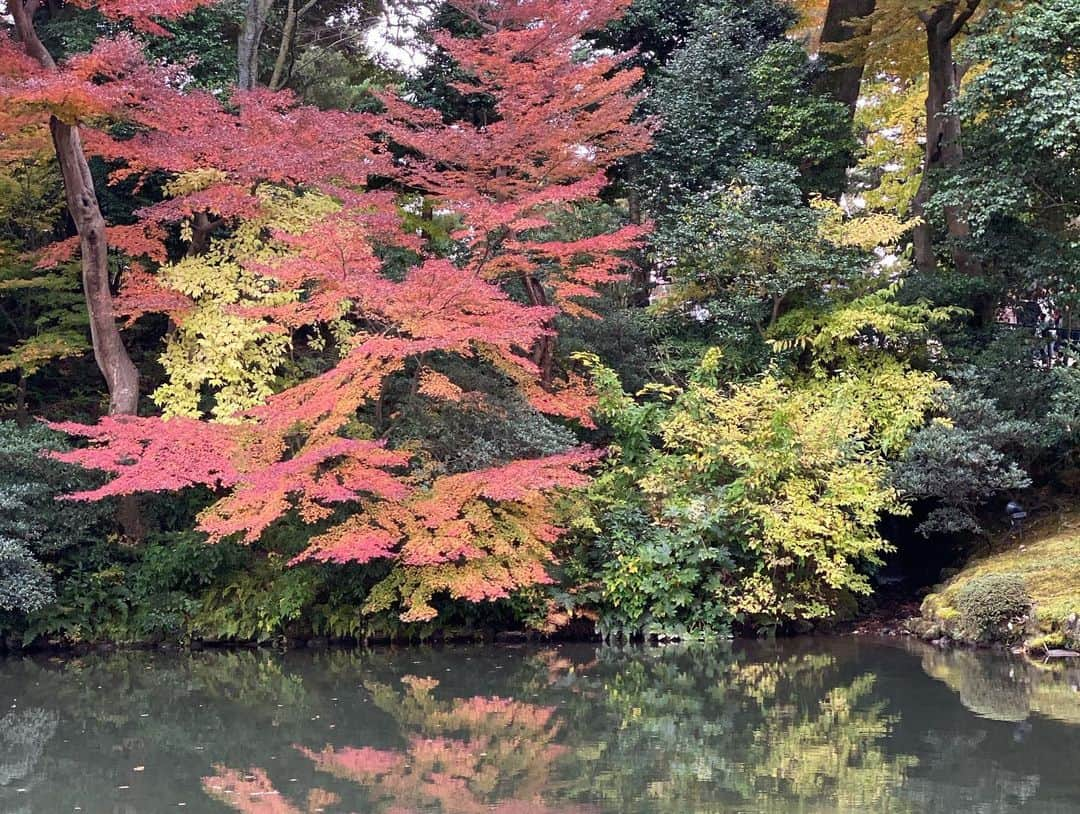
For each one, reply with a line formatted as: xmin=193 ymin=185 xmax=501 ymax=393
xmin=24 ymin=0 xmax=648 ymax=621
xmin=75 ymin=0 xmax=218 ymax=35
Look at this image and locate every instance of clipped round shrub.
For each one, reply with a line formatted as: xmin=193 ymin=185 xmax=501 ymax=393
xmin=953 ymin=574 xmax=1031 ymax=643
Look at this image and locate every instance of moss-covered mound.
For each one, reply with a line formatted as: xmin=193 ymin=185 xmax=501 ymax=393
xmin=917 ymin=512 xmax=1080 ymax=650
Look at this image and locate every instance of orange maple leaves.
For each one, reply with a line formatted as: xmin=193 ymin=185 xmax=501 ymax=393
xmin=33 ymin=0 xmax=649 ymax=621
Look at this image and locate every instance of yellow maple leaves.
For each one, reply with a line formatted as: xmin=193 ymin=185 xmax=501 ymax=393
xmin=153 ymin=180 xmax=340 ymax=422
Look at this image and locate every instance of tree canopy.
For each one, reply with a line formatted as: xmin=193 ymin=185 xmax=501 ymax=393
xmin=2 ymin=0 xmax=1078 ymax=643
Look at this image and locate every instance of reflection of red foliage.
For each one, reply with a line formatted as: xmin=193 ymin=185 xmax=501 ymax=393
xmin=299 ymin=745 xmax=405 ymax=782
xmin=202 ymin=765 xmax=339 ymax=814
xmin=28 ymin=0 xmax=649 ymax=619
xmin=295 ymin=684 xmax=588 ymax=814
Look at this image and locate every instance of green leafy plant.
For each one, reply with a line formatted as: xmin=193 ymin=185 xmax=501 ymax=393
xmin=570 ymin=288 xmax=950 ymax=635
xmin=892 ymin=391 xmax=1032 ymax=536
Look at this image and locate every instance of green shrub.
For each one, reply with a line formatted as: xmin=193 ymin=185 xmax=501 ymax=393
xmin=0 ymin=422 xmax=107 ymax=618
xmin=594 ymin=506 xmax=735 ymax=641
xmin=892 ymin=391 xmax=1032 ymax=537
xmin=954 ymin=573 xmax=1031 ymax=643
xmin=0 ymin=538 xmax=54 ymax=614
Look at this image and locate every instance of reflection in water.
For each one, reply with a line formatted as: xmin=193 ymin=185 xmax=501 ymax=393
xmin=0 ymin=706 xmax=57 ymax=814
xmin=919 ymin=644 xmax=1080 ymax=724
xmin=552 ymin=647 xmax=915 ymax=813
xmin=0 ymin=640 xmax=1079 ymax=813
xmin=742 ymin=673 xmax=915 ymax=811
xmin=298 ymin=680 xmax=580 ymax=814
xmin=204 ymin=767 xmax=339 ymax=813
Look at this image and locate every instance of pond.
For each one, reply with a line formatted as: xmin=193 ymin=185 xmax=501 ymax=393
xmin=2 ymin=638 xmax=1080 ymax=813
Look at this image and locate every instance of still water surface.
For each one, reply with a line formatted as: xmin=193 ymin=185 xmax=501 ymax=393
xmin=2 ymin=638 xmax=1080 ymax=813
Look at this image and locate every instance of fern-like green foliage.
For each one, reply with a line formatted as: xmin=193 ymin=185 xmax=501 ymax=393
xmin=770 ymin=284 xmax=963 ymax=374
xmin=0 ymin=271 xmax=87 ymax=380
xmin=0 ymin=159 xmax=88 ymax=414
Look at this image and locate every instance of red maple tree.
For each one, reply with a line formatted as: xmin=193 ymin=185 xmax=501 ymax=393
xmin=4 ymin=0 xmax=650 ymax=622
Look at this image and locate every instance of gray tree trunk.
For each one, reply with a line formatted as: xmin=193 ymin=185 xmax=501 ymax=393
xmin=911 ymin=1 xmax=982 ymax=282
xmin=238 ymin=0 xmax=275 ymax=90
xmin=9 ymin=0 xmax=139 ymax=416
xmin=817 ymin=0 xmax=876 ymax=114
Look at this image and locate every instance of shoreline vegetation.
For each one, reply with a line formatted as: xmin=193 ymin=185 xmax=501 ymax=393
xmin=909 ymin=510 xmax=1080 ymax=657
xmin=3 ymin=0 xmax=1080 ymax=652
xmin=2 ymin=625 xmax=1078 ymax=668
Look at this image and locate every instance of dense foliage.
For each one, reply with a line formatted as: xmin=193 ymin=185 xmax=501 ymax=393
xmin=0 ymin=423 xmax=106 ymax=615
xmin=1 ymin=0 xmax=1078 ymax=645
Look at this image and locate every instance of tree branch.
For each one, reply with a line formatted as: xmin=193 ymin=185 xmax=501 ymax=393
xmin=947 ymin=0 xmax=982 ymax=40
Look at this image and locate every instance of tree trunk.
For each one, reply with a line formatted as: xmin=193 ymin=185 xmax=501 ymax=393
xmin=9 ymin=0 xmax=140 ymax=417
xmin=51 ymin=119 xmax=141 ymax=415
xmin=186 ymin=211 xmax=220 ymax=257
xmin=238 ymin=0 xmax=274 ymax=90
xmin=911 ymin=1 xmax=982 ymax=278
xmin=624 ymin=155 xmax=652 ymax=308
xmin=522 ymin=275 xmax=556 ymax=386
xmin=10 ymin=0 xmax=142 ymax=539
xmin=817 ymin=0 xmax=876 ymax=114
xmin=269 ymin=0 xmax=317 ymax=91
xmin=15 ymin=372 xmax=29 ymax=427
xmin=491 ymin=163 xmax=558 ymax=383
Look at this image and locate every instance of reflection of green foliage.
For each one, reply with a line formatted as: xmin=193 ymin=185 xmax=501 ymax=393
xmin=0 ymin=643 xmax=914 ymax=813
xmin=555 ymin=645 xmax=915 ymax=813
xmin=743 ymin=674 xmax=916 ymax=812
xmin=0 ymin=708 xmax=58 ymax=790
xmin=920 ymin=645 xmax=1080 ymax=725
